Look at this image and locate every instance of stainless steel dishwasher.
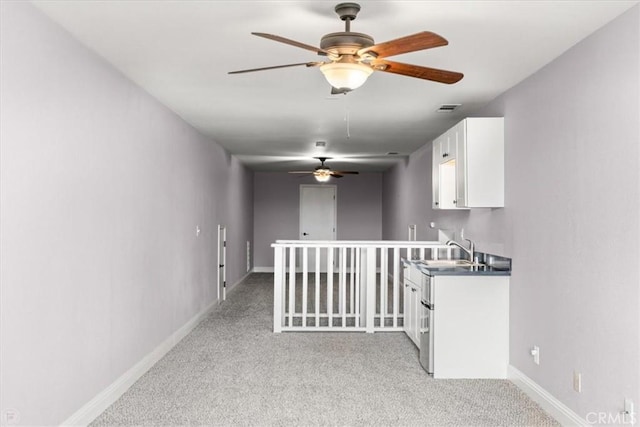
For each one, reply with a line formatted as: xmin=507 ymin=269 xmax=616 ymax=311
xmin=419 ymin=273 xmax=435 ymax=374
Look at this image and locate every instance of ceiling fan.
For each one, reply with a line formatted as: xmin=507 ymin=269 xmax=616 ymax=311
xmin=228 ymin=2 xmax=463 ymax=93
xmin=288 ymin=157 xmax=359 ymax=182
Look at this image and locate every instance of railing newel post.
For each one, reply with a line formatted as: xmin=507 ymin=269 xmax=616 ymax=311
xmin=365 ymin=246 xmax=376 ymax=333
xmin=273 ymin=245 xmax=284 ymax=333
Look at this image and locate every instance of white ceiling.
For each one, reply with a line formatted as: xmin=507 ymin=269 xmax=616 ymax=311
xmin=33 ymin=0 xmax=638 ymax=172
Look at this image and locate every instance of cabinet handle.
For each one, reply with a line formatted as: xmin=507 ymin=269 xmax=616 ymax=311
xmin=435 ymin=202 xmax=439 ymax=206
xmin=442 ymin=153 xmax=448 ymax=158
xmin=453 ymin=200 xmax=457 ymax=204
xmin=411 ymin=288 xmax=417 ymax=293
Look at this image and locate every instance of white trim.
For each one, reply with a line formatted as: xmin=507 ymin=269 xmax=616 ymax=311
xmin=62 ymin=273 xmax=251 ymax=427
xmin=253 ymin=266 xmax=385 ymax=274
xmin=253 ymin=266 xmax=275 ymax=273
xmin=217 ymin=225 xmax=227 ymax=301
xmin=273 ymin=240 xmax=446 ymax=248
xmin=508 ymin=365 xmax=587 ymax=427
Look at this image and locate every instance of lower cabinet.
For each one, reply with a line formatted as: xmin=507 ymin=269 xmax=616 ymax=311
xmin=403 ymin=261 xmax=510 ymax=379
xmin=431 ymin=275 xmax=509 ymax=379
xmin=403 ymin=278 xmax=420 ymax=347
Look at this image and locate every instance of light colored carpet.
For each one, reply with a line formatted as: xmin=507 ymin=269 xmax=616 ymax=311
xmin=91 ymin=273 xmax=558 ymax=426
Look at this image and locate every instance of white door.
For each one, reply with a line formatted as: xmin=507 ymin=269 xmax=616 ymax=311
xmin=300 ymin=185 xmax=337 ymax=272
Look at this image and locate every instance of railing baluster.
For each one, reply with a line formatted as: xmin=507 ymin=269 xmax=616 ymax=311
xmin=365 ymin=247 xmax=376 ymax=333
xmin=380 ymin=247 xmax=388 ymax=328
xmin=315 ymin=248 xmax=320 ymax=327
xmin=288 ymin=247 xmax=296 ymax=328
xmin=302 ymin=247 xmax=308 ymax=327
xmin=393 ymin=247 xmax=400 ymax=328
xmin=273 ymin=246 xmax=284 ymax=333
xmin=349 ymin=247 xmax=355 ymax=315
xmin=355 ymin=247 xmax=361 ymax=328
xmin=327 ymin=247 xmax=334 ymax=328
xmin=340 ymin=247 xmax=347 ymax=327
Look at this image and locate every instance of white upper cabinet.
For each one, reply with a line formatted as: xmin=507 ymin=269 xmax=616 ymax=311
xmin=432 ymin=118 xmax=504 ymax=209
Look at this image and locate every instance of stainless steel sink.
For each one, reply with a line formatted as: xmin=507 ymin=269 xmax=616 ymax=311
xmin=420 ymin=259 xmax=485 ymax=268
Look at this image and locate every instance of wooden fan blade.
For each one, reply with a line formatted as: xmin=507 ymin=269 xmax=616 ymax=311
xmin=372 ymin=59 xmax=463 ymax=84
xmin=333 ymin=171 xmax=359 ymax=175
xmin=229 ymin=62 xmax=321 ymax=75
xmin=288 ymin=171 xmax=315 ymax=174
xmin=358 ymin=31 xmax=448 ymax=59
xmin=252 ymin=32 xmax=332 ymax=56
xmin=330 ymin=173 xmax=344 ymax=178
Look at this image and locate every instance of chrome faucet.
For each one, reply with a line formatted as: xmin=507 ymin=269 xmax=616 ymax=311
xmin=446 ymin=238 xmax=475 ymax=262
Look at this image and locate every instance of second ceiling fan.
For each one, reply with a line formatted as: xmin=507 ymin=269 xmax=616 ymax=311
xmin=229 ymin=2 xmax=464 ymax=93
xmin=289 ymin=157 xmax=359 ymax=182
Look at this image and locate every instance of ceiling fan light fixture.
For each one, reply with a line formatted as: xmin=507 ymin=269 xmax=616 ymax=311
xmin=314 ymin=169 xmax=332 ymax=182
xmin=320 ymin=62 xmax=373 ymax=90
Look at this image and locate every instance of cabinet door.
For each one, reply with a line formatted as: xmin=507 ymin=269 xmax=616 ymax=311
xmin=403 ymin=279 xmax=412 ymax=335
xmin=411 ymin=283 xmax=421 ymax=345
xmin=403 ymin=279 xmax=420 ymax=347
xmin=442 ymin=129 xmax=457 ymax=161
xmin=464 ymin=118 xmax=504 ymax=207
xmin=433 ymin=128 xmax=462 ymax=210
xmin=454 ymin=120 xmax=467 ymax=207
xmin=432 ymin=137 xmax=442 ymax=208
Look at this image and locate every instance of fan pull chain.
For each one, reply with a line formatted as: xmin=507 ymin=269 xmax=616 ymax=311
xmin=345 ymin=109 xmax=351 ymax=139
xmin=344 ymin=96 xmax=350 ymax=139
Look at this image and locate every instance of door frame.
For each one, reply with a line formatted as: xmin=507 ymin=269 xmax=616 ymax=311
xmin=299 ymin=184 xmax=337 ymax=240
xmin=217 ymin=224 xmax=226 ymax=302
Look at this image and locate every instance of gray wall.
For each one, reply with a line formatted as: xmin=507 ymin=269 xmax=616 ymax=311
xmin=254 ymin=172 xmax=383 ymax=268
xmin=0 ymin=2 xmax=253 ymax=425
xmin=383 ymin=6 xmax=639 ymax=419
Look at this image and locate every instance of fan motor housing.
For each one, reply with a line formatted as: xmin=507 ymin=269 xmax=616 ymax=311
xmin=335 ymin=3 xmax=361 ymax=21
xmin=320 ymin=32 xmax=374 ymax=55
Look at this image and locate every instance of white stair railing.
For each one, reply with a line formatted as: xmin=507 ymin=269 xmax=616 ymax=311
xmin=272 ymin=240 xmax=451 ymax=333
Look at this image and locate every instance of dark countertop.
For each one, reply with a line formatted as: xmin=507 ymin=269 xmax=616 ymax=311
xmin=403 ymin=252 xmax=512 ymax=277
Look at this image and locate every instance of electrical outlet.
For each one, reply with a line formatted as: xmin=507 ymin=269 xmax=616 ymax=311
xmin=530 ymin=345 xmax=540 ymax=365
xmin=573 ymin=371 xmax=582 ymax=393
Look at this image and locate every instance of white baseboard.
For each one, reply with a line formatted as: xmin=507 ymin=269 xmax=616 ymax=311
xmin=508 ymin=365 xmax=587 ymax=426
xmin=253 ymin=266 xmax=274 ymax=273
xmin=224 ymin=271 xmax=252 ymax=296
xmin=62 ymin=273 xmax=251 ymax=427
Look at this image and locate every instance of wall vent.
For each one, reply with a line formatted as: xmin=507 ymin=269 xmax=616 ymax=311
xmin=437 ymin=104 xmax=461 ymax=113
